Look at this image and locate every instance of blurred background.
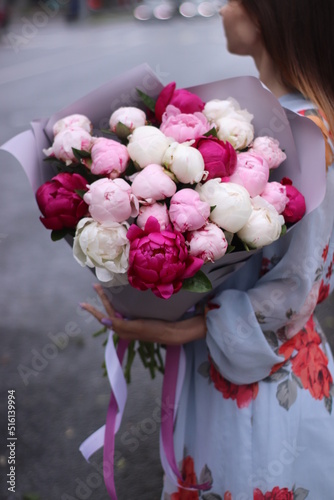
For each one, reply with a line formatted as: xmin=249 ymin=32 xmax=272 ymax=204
xmin=0 ymin=2 xmax=333 ymax=500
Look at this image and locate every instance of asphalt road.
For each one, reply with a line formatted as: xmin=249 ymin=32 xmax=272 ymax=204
xmin=0 ymin=6 xmax=333 ymax=500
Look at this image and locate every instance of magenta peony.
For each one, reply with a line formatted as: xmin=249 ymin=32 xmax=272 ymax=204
xmin=281 ymin=177 xmax=306 ymax=223
xmin=127 ymin=216 xmax=204 ymax=299
xmin=155 ymin=82 xmax=205 ymax=122
xmin=36 ymin=172 xmax=88 ymax=230
xmin=192 ymin=135 xmax=237 ymax=180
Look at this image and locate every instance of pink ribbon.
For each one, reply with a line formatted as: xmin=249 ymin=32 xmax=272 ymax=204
xmin=160 ymin=345 xmax=211 ymax=492
xmin=103 ymin=337 xmax=129 ymax=499
xmin=80 ymin=337 xmax=210 ymax=498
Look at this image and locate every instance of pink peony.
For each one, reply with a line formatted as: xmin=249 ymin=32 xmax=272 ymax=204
xmin=130 ymin=164 xmax=177 ymax=203
xmin=260 ymin=181 xmax=289 ymax=214
xmin=160 ymin=105 xmax=210 ymax=143
xmin=53 ymin=114 xmax=93 ymax=136
xmin=36 ymin=172 xmax=88 ymax=230
xmin=187 ymin=223 xmax=228 ymax=262
xmin=281 ymin=177 xmax=306 ymax=223
xmin=192 ymin=135 xmax=237 ymax=180
xmin=43 ymin=126 xmax=92 ymax=165
xmin=155 ymin=82 xmax=205 ymax=122
xmin=169 ymin=189 xmax=210 ymax=232
xmin=229 ymin=151 xmax=270 ymax=197
xmin=84 ymin=177 xmax=139 ymax=224
xmin=89 ymin=137 xmax=130 ymax=179
xmin=127 ymin=216 xmax=204 ymax=299
xmin=136 ymin=203 xmax=170 ymax=230
xmin=250 ymin=136 xmax=287 ymax=169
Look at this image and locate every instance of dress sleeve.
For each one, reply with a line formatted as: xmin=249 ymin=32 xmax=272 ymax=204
xmin=205 ymin=170 xmax=334 ymax=384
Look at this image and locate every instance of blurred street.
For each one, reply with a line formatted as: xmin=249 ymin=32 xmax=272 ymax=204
xmin=0 ymin=6 xmax=333 ymax=500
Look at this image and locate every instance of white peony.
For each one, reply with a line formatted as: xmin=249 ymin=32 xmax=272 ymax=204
xmin=237 ymin=196 xmax=285 ymax=248
xmin=196 ymin=179 xmax=252 ymax=233
xmin=163 ymin=141 xmax=205 ymax=184
xmin=203 ymin=97 xmax=253 ymax=124
xmin=127 ymin=126 xmax=171 ymax=168
xmin=215 ymin=116 xmax=254 ymax=150
xmin=73 ymin=217 xmax=130 ymax=287
xmin=109 ymin=106 xmax=147 ymax=138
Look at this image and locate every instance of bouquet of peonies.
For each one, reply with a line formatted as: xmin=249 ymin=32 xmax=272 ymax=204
xmin=0 ymin=64 xmax=326 ymax=325
xmin=34 ymin=77 xmax=306 ymax=311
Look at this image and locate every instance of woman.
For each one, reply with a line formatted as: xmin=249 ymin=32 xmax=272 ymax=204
xmin=81 ymin=1 xmax=334 ymax=498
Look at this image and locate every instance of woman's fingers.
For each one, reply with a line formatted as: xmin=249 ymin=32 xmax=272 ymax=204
xmin=80 ymin=302 xmax=106 ymax=323
xmin=93 ymin=283 xmax=118 ymax=319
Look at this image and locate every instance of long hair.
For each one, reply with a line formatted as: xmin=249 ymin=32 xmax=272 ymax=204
xmin=241 ymin=0 xmax=334 ymax=137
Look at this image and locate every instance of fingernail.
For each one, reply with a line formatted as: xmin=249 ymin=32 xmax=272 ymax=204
xmin=79 ymin=303 xmax=87 ymax=309
xmin=101 ymin=318 xmax=113 ymax=327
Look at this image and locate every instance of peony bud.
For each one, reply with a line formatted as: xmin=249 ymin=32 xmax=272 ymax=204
xmin=53 ymin=114 xmax=93 ymax=136
xmin=84 ymin=177 xmax=139 ymax=224
xmin=89 ymin=137 xmax=130 ymax=179
xmin=187 ymin=223 xmax=228 ymax=262
xmin=127 ymin=125 xmax=171 ymax=169
xmin=43 ymin=126 xmax=92 ymax=165
xmin=109 ymin=106 xmax=146 ymax=138
xmin=249 ymin=136 xmax=287 ymax=169
xmin=260 ymin=181 xmax=289 ymax=214
xmin=229 ymin=151 xmax=270 ymax=197
xmin=237 ymin=196 xmax=285 ymax=248
xmin=196 ymin=179 xmax=252 ymax=233
xmin=163 ymin=142 xmax=205 ymax=184
xmin=130 ymin=164 xmax=177 ymax=204
xmin=281 ymin=177 xmax=306 ymax=223
xmin=136 ymin=202 xmax=170 ymax=230
xmin=160 ymin=105 xmax=210 ymax=143
xmin=169 ymin=189 xmax=210 ymax=232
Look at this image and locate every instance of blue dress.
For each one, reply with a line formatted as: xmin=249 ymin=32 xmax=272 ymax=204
xmin=162 ymin=94 xmax=334 ymax=500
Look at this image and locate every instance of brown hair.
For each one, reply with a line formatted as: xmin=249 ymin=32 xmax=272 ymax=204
xmin=241 ymin=0 xmax=334 ymax=136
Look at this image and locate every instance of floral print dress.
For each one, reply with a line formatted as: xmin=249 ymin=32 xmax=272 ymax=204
xmin=162 ymin=93 xmax=334 ymax=500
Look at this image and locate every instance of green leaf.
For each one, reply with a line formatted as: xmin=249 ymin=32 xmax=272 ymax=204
xmin=51 ymin=229 xmax=70 ymax=241
xmin=115 ymin=122 xmax=131 ymax=139
xmin=100 ymin=128 xmax=115 ymax=136
xmin=204 ymin=127 xmax=218 ymax=138
xmin=226 ymin=245 xmax=235 ymax=254
xmin=210 ymin=205 xmax=216 ymax=213
xmin=136 ymin=88 xmax=156 ymax=113
xmin=182 ymin=270 xmax=212 ymax=293
xmin=281 ymin=224 xmax=287 ymax=236
xmin=72 ymin=147 xmax=91 ymax=161
xmin=75 ymin=189 xmax=87 ymax=199
xmin=92 ymin=326 xmax=107 ymax=337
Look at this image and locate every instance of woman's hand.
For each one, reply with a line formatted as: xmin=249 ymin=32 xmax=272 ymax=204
xmin=80 ymin=284 xmax=207 ymax=346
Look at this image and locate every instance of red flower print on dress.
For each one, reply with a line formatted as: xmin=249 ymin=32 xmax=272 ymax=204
xmin=322 ymin=243 xmax=329 ymax=262
xmin=292 ymin=342 xmax=332 ymax=399
xmin=254 ymin=486 xmax=293 ymax=499
xmin=318 ymin=280 xmax=330 ymax=304
xmin=171 ymin=456 xmax=199 ymax=500
xmin=224 ymin=493 xmax=233 ymax=500
xmin=326 ymin=260 xmax=333 ymax=280
xmin=209 ymin=358 xmax=259 ymax=408
xmin=276 ymin=315 xmax=333 ymax=400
